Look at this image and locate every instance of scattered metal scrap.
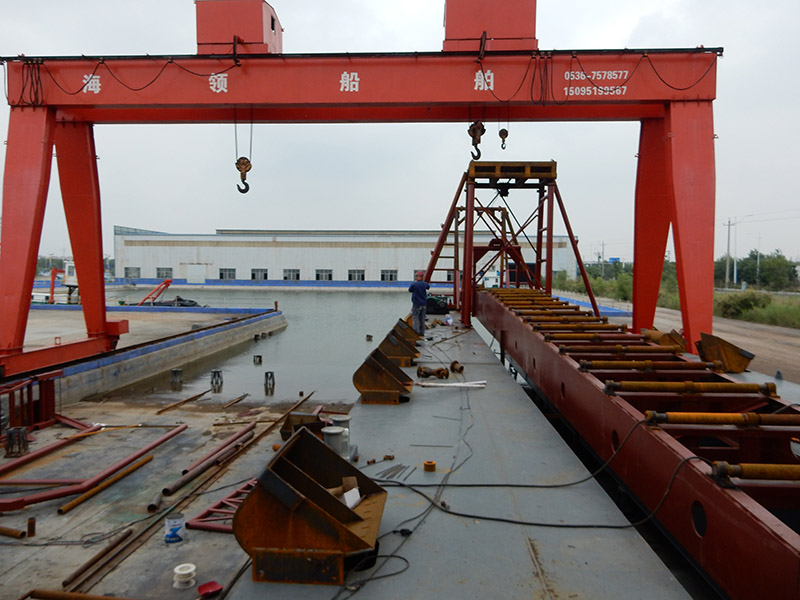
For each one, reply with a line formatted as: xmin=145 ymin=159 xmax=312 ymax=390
xmin=155 ymin=389 xmax=212 ymax=414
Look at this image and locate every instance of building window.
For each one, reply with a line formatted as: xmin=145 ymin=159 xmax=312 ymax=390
xmin=283 ymin=269 xmax=300 ymax=281
xmin=380 ymin=269 xmax=398 ymax=282
xmin=219 ymin=268 xmax=236 ymax=280
xmin=446 ymin=270 xmax=454 ymax=282
xmin=251 ymin=268 xmax=269 ymax=280
xmin=124 ymin=267 xmax=141 ymax=279
xmin=156 ymin=267 xmax=173 ymax=279
xmin=316 ymin=269 xmax=333 ymax=281
xmin=348 ymin=269 xmax=365 ymax=281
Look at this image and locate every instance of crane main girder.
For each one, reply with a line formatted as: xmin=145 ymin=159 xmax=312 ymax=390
xmin=4 ymin=49 xmax=717 ymax=123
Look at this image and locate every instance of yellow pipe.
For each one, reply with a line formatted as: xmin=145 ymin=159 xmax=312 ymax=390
xmin=58 ymin=455 xmax=153 ymax=515
xmin=645 ymin=411 xmax=800 ymax=426
xmin=608 ymin=381 xmax=776 ymax=396
xmin=713 ymin=461 xmax=800 ymax=480
xmin=582 ymin=361 xmax=719 ymax=371
xmin=561 ymin=344 xmax=680 ymax=354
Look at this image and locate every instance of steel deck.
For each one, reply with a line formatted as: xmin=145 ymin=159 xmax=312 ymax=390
xmin=228 ymin=323 xmax=690 ymax=599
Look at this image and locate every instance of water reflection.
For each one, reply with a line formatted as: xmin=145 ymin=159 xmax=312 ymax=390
xmin=114 ymin=289 xmax=412 ymax=408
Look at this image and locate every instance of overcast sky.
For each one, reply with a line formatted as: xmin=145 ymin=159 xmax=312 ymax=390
xmin=1 ymin=0 xmax=799 ymax=264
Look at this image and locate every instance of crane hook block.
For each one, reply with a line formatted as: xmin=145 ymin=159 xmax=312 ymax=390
xmin=235 ymin=156 xmax=252 ymax=194
xmin=467 ymin=121 xmax=486 ymax=160
xmin=499 ymin=128 xmax=509 ymax=150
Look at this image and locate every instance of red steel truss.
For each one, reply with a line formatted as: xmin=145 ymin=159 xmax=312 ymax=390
xmin=0 ymin=0 xmax=720 ymax=376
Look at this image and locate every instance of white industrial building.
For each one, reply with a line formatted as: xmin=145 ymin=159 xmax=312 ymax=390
xmin=113 ymin=226 xmax=577 ymax=284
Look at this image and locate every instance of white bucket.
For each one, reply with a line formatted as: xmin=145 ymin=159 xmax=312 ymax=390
xmin=322 ymin=425 xmax=348 ymax=457
xmin=165 ymin=512 xmax=186 ymax=543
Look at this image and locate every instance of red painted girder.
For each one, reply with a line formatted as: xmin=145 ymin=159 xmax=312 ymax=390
xmin=0 ymin=338 xmax=118 ymax=378
xmin=474 ymin=291 xmax=800 ymax=600
xmin=6 ymin=50 xmax=718 ymax=119
xmin=54 ymin=103 xmax=667 ymax=125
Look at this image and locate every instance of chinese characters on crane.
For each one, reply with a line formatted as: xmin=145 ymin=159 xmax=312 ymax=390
xmin=209 ymin=73 xmax=229 ymax=93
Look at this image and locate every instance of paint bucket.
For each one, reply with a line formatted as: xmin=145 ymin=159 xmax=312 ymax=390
xmin=329 ymin=415 xmax=352 ymax=455
xmin=165 ymin=512 xmax=186 ymax=543
xmin=322 ymin=426 xmax=348 ymax=458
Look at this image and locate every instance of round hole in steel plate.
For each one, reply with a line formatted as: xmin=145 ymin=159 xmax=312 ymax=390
xmin=691 ymin=500 xmax=707 ymax=537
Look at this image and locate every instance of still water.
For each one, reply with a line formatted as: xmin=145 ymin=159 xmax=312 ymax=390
xmin=124 ymin=289 xmax=413 ymax=408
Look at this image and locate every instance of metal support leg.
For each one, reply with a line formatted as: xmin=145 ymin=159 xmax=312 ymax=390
xmin=461 ymin=181 xmax=475 ymax=326
xmin=667 ymin=101 xmax=716 ymax=349
xmin=632 ymin=118 xmax=672 ymax=334
xmin=55 ymin=122 xmax=110 ymax=339
xmin=0 ymin=107 xmax=56 ymax=356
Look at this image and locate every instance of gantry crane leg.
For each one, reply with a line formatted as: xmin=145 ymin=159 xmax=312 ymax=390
xmin=0 ymin=107 xmax=56 ymax=356
xmin=633 ymin=101 xmax=715 ymax=348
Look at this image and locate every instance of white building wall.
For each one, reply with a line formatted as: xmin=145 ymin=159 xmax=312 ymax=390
xmin=114 ymin=227 xmax=578 ymax=282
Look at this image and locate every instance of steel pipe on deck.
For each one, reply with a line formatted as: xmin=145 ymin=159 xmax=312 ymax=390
xmin=559 ymin=344 xmax=681 ymax=354
xmin=646 ymin=411 xmax=800 ymax=426
xmin=580 ymin=360 xmax=721 ymax=371
xmin=605 ymin=381 xmax=777 ymax=396
xmin=713 ymin=462 xmax=800 ymax=481
xmin=0 ymin=424 xmax=186 ymax=512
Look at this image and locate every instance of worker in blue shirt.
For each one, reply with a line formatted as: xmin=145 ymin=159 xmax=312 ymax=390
xmin=408 ymin=270 xmax=430 ymax=336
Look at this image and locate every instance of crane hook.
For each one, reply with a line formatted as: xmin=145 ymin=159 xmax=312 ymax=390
xmin=235 ymin=156 xmax=252 ymax=194
xmin=467 ymin=121 xmax=486 ymax=161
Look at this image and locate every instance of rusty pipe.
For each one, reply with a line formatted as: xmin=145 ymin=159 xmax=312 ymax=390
xmin=544 ymin=333 xmax=645 ymax=341
xmin=162 ymin=431 xmax=253 ymax=496
xmin=645 ymin=411 xmax=800 ymax=426
xmin=605 ymin=381 xmax=777 ymax=396
xmin=560 ymin=344 xmax=682 ymax=355
xmin=450 ymin=361 xmax=464 ymax=374
xmin=146 ymin=491 xmax=163 ymax=514
xmin=712 ymin=461 xmax=800 ymax=481
xmin=0 ymin=524 xmax=26 ymax=539
xmin=525 ymin=316 xmax=607 ymax=323
xmin=417 ymin=366 xmax=450 ymax=379
xmin=580 ymin=360 xmax=721 ymax=371
xmin=30 ymin=590 xmax=142 ymax=600
xmin=58 ymin=455 xmax=153 ymax=515
xmin=0 ymin=425 xmax=102 ymax=478
xmin=0 ymin=424 xmax=187 ymax=512
xmin=182 ymin=421 xmax=256 ymax=474
xmin=533 ymin=323 xmax=624 ymax=331
xmin=61 ymin=529 xmax=133 ymax=587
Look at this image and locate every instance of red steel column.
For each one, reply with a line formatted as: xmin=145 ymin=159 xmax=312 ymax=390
xmin=632 ymin=118 xmax=672 ymax=334
xmin=55 ymin=122 xmax=108 ymax=338
xmin=461 ymin=180 xmax=475 ymax=326
xmin=0 ymin=107 xmax=56 ymax=355
xmin=667 ymin=101 xmax=716 ymax=348
xmin=544 ymin=182 xmax=554 ymax=294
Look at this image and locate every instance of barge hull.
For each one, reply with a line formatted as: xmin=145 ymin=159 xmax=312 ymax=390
xmin=475 ymin=289 xmax=800 ymax=600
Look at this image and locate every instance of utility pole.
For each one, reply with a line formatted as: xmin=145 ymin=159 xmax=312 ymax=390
xmin=724 ymin=218 xmax=733 ymax=288
xmin=599 ymin=240 xmax=606 ymax=278
xmin=756 ymin=233 xmax=761 ymax=287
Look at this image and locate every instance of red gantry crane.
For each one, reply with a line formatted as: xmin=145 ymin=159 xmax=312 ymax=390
xmin=0 ymin=1 xmax=717 ymax=374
